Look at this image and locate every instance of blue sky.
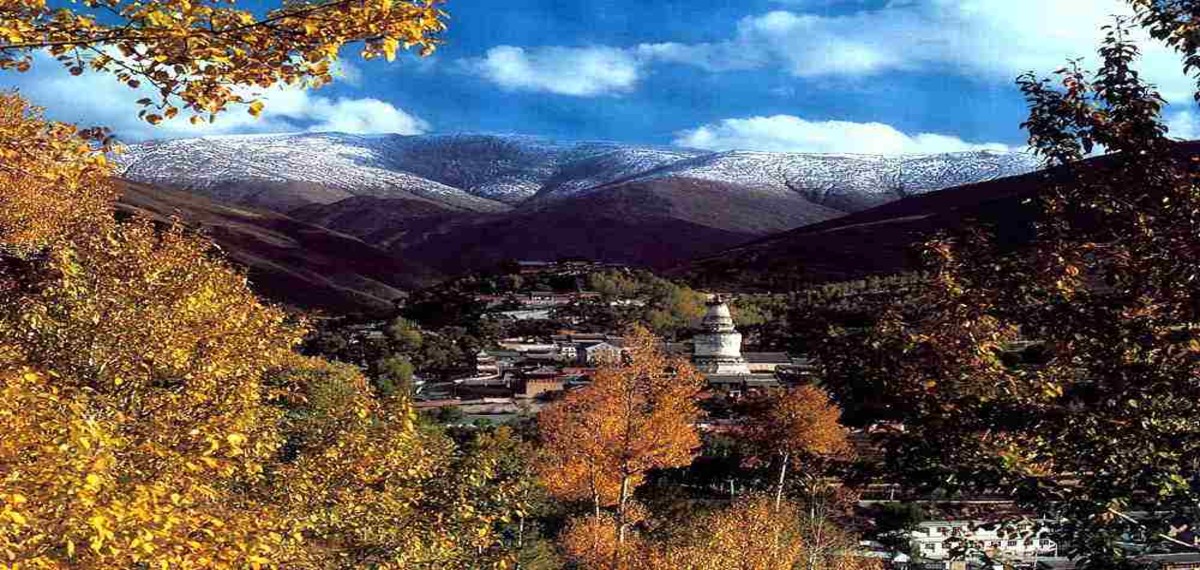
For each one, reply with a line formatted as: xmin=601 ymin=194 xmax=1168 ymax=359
xmin=7 ymin=0 xmax=1200 ymax=152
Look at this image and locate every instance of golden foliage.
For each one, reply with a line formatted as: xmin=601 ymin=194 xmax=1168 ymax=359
xmin=652 ymin=496 xmax=878 ymax=570
xmin=0 ymin=92 xmax=115 ymax=252
xmin=555 ymin=497 xmax=876 ymax=570
xmin=0 ymin=0 xmax=447 ymax=122
xmin=559 ymin=512 xmax=646 ymax=570
xmin=0 ymin=90 xmax=534 ymax=568
xmin=747 ymin=385 xmax=852 ymax=462
xmin=536 ymin=325 xmax=705 ymax=509
xmin=0 ymin=217 xmax=302 ymax=567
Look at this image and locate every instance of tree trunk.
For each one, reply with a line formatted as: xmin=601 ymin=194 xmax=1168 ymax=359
xmin=590 ymin=474 xmax=601 ymax=518
xmin=775 ymin=451 xmax=790 ymax=511
xmin=613 ymin=473 xmax=631 ymax=568
xmin=516 ymin=515 xmax=525 ymax=570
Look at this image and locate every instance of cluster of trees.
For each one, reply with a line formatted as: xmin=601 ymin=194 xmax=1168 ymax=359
xmin=0 ymin=90 xmax=547 ymax=566
xmin=535 ymin=326 xmax=872 ymax=569
xmin=797 ymin=5 xmax=1200 ymax=567
xmin=0 ymin=2 xmax=526 ymax=567
xmin=305 ymin=314 xmax=487 ymax=389
xmin=580 ymin=269 xmax=786 ymax=342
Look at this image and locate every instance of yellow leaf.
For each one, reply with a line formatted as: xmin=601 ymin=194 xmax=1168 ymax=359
xmin=248 ymin=101 xmax=264 ymax=117
xmin=383 ymin=37 xmax=399 ymax=62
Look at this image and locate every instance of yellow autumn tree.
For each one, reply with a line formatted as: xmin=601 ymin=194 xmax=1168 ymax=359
xmin=537 ymin=325 xmax=705 ymax=567
xmin=0 ymin=0 xmax=446 ymax=122
xmin=274 ymin=359 xmax=541 ymax=569
xmin=0 ymin=94 xmax=115 ymax=252
xmin=0 ymin=0 xmax=521 ymax=563
xmin=0 ymin=30 xmax=542 ymax=570
xmin=745 ymin=385 xmax=852 ymax=509
xmin=0 ymin=217 xmax=304 ymax=566
xmin=650 ymin=496 xmax=879 ymax=570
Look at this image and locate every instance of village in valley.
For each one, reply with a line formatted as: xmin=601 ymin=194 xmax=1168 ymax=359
xmin=302 ymin=258 xmax=1102 ymax=570
xmin=13 ymin=0 xmax=1200 ymax=567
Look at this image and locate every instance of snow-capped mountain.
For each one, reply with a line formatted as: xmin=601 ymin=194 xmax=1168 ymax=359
xmin=117 ymin=132 xmax=1040 ymax=215
xmin=620 ymin=149 xmax=1041 ymax=211
xmin=116 ymin=133 xmax=514 ymax=213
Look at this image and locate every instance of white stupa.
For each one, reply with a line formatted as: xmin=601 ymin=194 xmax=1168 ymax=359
xmin=691 ymin=296 xmax=751 ymax=375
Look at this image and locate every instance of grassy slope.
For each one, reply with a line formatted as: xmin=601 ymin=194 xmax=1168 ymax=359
xmin=116 ymin=180 xmax=439 ymax=315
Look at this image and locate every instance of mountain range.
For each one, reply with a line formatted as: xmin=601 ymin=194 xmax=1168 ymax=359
xmin=116 ymin=132 xmax=1043 ymax=305
xmin=681 ymin=141 xmax=1200 ymax=290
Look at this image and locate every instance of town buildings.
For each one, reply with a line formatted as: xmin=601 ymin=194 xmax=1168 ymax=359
xmin=906 ymin=520 xmax=1057 ymax=565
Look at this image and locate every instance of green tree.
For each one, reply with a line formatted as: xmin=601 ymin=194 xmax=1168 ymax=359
xmin=373 ymin=354 xmax=416 ymax=397
xmin=385 ymin=316 xmax=424 ymax=353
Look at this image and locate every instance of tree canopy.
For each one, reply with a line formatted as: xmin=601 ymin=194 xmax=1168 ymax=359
xmin=0 ymin=0 xmax=446 ymax=123
xmin=805 ymin=11 xmax=1200 ymax=567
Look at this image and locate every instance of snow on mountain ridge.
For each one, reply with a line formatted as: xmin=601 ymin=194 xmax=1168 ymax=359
xmin=117 ymin=133 xmax=512 ymax=213
xmin=623 ymin=148 xmax=1040 ymax=211
xmin=117 ymin=132 xmax=1040 ymax=214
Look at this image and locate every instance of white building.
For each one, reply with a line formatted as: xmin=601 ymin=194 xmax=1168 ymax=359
xmin=909 ymin=520 xmax=1057 ymax=562
xmin=580 ymin=341 xmax=622 ymax=365
xmin=557 ymin=343 xmax=578 ymax=361
xmin=691 ymin=297 xmax=752 ymax=375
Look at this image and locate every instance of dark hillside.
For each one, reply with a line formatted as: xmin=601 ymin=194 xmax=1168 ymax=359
xmin=116 ymin=181 xmax=437 ymax=315
xmin=398 ymin=177 xmax=845 ymax=275
xmin=682 ymin=142 xmax=1200 ymax=290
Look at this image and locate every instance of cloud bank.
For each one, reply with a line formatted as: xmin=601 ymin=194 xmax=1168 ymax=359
xmin=676 ymin=115 xmax=1013 ymax=154
xmin=468 ymin=1 xmax=1195 ymax=103
xmin=2 ymin=55 xmax=428 ymax=140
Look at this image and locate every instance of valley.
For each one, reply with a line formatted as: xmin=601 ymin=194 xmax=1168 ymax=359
xmin=116 ymin=131 xmax=1041 ymax=297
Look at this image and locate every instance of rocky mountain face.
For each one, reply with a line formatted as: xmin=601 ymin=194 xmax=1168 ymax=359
xmin=117 ymin=132 xmax=1041 ymax=275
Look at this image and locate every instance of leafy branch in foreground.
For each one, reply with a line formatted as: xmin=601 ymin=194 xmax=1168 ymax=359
xmin=0 ymin=0 xmax=446 ymax=123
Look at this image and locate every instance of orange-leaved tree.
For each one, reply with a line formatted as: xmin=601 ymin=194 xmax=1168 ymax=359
xmin=0 ymin=0 xmax=446 ymax=123
xmin=537 ymin=325 xmax=705 ymax=567
xmin=558 ymin=510 xmax=649 ymax=570
xmin=745 ymin=384 xmax=851 ymax=510
xmin=650 ymin=496 xmax=878 ymax=570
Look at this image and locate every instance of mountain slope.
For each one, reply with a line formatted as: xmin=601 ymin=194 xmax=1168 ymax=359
xmin=399 ymin=177 xmax=846 ymax=274
xmin=117 ymin=133 xmax=513 ymax=213
xmin=119 ymin=132 xmax=1039 ymax=212
xmin=289 ymin=195 xmax=492 ymax=251
xmin=687 ymin=142 xmax=1200 ymax=290
xmin=116 ymin=181 xmax=436 ymax=314
xmin=117 ymin=132 xmax=1043 ymax=278
xmin=679 ymin=158 xmax=1066 ymax=290
xmin=617 ymin=149 xmax=1040 ymax=211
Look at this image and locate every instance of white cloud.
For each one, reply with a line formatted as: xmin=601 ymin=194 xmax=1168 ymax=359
xmin=465 ymin=45 xmax=641 ymax=96
xmin=1166 ymin=109 xmax=1200 ymax=140
xmin=1 ymin=53 xmax=428 ymax=140
xmin=675 ymin=114 xmax=1013 ymax=154
xmin=485 ymin=1 xmax=1198 ymax=105
xmin=247 ymin=89 xmax=428 ymax=135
